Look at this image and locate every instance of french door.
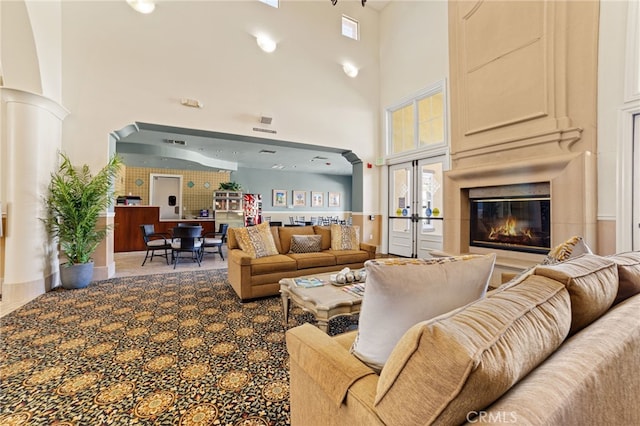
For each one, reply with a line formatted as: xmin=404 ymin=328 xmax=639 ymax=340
xmin=388 ymin=158 xmax=445 ymax=258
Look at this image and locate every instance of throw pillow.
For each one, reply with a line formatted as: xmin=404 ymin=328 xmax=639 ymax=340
xmin=330 ymin=224 xmax=360 ymax=250
xmin=289 ymin=235 xmax=322 ymax=253
xmin=350 ymin=253 xmax=496 ymax=371
xmin=606 ymin=251 xmax=640 ymax=304
xmin=534 ymin=253 xmax=618 ymax=334
xmin=234 ymin=222 xmax=279 ymax=259
xmin=542 ymin=235 xmax=592 ymax=265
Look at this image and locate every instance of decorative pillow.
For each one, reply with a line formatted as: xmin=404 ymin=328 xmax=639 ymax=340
xmin=350 ymin=254 xmax=496 ymax=371
xmin=330 ymin=224 xmax=360 ymax=250
xmin=606 ymin=251 xmax=640 ymax=304
xmin=289 ymin=235 xmax=322 ymax=253
xmin=234 ymin=222 xmax=279 ymax=259
xmin=374 ymin=275 xmax=571 ymax=426
xmin=278 ymin=226 xmax=315 ymax=254
xmin=542 ymin=235 xmax=592 ymax=265
xmin=313 ymin=226 xmax=332 ymax=250
xmin=534 ymin=253 xmax=618 ymax=334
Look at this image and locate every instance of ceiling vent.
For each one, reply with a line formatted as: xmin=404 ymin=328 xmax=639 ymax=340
xmin=164 ymin=139 xmax=186 ymax=146
xmin=259 ymin=149 xmax=277 ymax=154
xmin=312 ymin=155 xmax=329 ymax=160
xmin=253 ymin=127 xmax=277 ymax=134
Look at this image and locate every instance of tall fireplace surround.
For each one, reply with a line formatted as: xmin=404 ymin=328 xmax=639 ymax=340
xmin=443 ymin=151 xmax=596 ymax=268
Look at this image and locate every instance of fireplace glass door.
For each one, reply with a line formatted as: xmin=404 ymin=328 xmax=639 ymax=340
xmin=470 ymin=196 xmax=551 ymax=254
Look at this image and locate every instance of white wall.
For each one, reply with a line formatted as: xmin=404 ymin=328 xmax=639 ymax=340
xmin=60 ymin=0 xmax=381 ymax=179
xmin=379 ymin=1 xmax=449 ymax=112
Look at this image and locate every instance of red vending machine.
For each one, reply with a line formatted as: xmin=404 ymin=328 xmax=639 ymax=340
xmin=243 ymin=194 xmax=262 ymax=226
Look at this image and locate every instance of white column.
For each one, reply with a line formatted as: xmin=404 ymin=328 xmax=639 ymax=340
xmin=0 ymin=88 xmax=68 ymax=315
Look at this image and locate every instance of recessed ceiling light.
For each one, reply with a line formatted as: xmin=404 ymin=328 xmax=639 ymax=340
xmin=343 ymin=63 xmax=359 ymax=78
xmin=126 ymin=0 xmax=155 ymax=14
xmin=256 ymin=35 xmax=277 ymax=53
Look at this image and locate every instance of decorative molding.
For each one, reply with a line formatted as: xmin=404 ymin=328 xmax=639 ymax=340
xmin=624 ymin=0 xmax=640 ymax=103
xmin=0 ymin=87 xmax=68 ymax=120
xmin=616 ymin=103 xmax=640 ymax=252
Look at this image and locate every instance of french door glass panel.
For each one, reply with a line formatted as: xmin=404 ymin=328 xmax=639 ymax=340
xmin=388 ymin=164 xmax=414 ymax=257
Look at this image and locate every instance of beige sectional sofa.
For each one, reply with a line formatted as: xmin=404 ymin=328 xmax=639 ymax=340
xmin=286 ymin=251 xmax=640 ymax=425
xmin=227 ymin=225 xmax=376 ymax=301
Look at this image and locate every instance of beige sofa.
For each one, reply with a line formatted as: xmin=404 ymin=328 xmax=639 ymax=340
xmin=286 ymin=252 xmax=640 ymax=425
xmin=227 ymin=225 xmax=376 ymax=301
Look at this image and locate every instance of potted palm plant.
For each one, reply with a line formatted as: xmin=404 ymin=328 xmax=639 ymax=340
xmin=43 ymin=152 xmax=122 ymax=289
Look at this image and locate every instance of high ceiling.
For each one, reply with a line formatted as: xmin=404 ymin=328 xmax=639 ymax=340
xmin=114 ymin=122 xmax=359 ymax=176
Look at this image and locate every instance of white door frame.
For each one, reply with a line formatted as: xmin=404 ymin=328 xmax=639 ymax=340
xmin=617 ymin=105 xmax=640 ymax=252
xmin=150 ymin=174 xmax=183 ymax=220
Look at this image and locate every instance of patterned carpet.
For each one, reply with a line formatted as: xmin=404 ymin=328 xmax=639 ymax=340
xmin=0 ymin=269 xmax=356 ymax=425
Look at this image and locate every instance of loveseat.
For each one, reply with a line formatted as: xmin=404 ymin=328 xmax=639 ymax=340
xmin=286 ymin=251 xmax=640 ymax=425
xmin=227 ymin=224 xmax=376 ymax=300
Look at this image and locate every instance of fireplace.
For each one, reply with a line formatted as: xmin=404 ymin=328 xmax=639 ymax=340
xmin=469 ymin=183 xmax=551 ymax=254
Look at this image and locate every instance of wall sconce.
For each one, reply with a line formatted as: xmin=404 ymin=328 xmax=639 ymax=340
xmin=343 ymin=63 xmax=359 ymax=78
xmin=126 ymin=0 xmax=156 ymax=14
xmin=256 ymin=35 xmax=277 ymax=53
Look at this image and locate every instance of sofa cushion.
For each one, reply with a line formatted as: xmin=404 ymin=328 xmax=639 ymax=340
xmin=542 ymin=235 xmax=592 ymax=265
xmin=330 ymin=224 xmax=360 ymax=250
xmin=290 ymin=235 xmax=322 ymax=253
xmin=287 ymin=252 xmax=337 ymax=269
xmin=606 ymin=251 xmax=640 ymax=304
xmin=351 ymin=254 xmax=496 ymax=371
xmin=313 ymin=226 xmax=332 ymax=250
xmin=534 ymin=253 xmax=618 ymax=334
xmin=249 ymin=254 xmax=298 ymax=275
xmin=234 ymin=222 xmax=279 ymax=259
xmin=278 ymin=226 xmax=315 ymax=254
xmin=329 ymin=249 xmax=370 ymax=265
xmin=374 ymin=275 xmax=571 ymax=426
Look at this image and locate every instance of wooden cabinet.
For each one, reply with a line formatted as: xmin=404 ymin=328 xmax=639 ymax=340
xmin=114 ymin=206 xmax=215 ymax=252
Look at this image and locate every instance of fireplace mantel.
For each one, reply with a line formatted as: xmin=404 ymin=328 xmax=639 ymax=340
xmin=443 ymin=151 xmax=596 ymax=268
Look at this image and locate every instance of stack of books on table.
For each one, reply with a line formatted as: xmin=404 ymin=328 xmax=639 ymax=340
xmin=342 ymin=283 xmax=365 ymax=297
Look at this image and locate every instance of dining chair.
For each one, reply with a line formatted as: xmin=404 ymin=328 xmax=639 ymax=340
xmin=139 ymin=224 xmax=172 ymax=266
xmin=200 ymin=223 xmax=228 ymax=261
xmin=171 ymin=225 xmax=203 ymax=269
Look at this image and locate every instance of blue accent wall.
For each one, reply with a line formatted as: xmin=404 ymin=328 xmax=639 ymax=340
xmin=231 ymin=167 xmax=352 ymax=212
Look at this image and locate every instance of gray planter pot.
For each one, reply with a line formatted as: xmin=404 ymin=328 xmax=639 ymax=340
xmin=60 ymin=261 xmax=94 ymax=289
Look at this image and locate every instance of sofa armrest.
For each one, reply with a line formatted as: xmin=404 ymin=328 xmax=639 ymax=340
xmin=286 ymin=323 xmax=376 ymax=406
xmin=359 ymin=242 xmax=377 ymax=259
xmin=228 ymin=248 xmax=252 ymax=266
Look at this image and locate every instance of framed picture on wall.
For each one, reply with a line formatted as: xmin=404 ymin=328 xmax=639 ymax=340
xmin=328 ymin=192 xmax=341 ymax=207
xmin=293 ymin=190 xmax=307 ymax=207
xmin=273 ymin=189 xmax=287 ymax=207
xmin=311 ymin=191 xmax=324 ymax=207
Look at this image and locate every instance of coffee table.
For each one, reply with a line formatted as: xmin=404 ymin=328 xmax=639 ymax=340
xmin=279 ymin=272 xmax=363 ymax=333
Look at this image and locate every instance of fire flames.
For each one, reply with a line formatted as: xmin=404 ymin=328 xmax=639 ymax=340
xmin=488 ymin=216 xmax=533 ymax=244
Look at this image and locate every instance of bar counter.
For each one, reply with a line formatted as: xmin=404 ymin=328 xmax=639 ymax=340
xmin=114 ymin=206 xmax=216 ymax=252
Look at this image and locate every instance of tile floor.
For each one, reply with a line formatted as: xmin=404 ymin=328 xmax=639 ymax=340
xmin=113 ymin=245 xmax=228 ymax=278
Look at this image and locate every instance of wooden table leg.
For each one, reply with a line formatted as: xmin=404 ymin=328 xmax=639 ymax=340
xmin=281 ymin=290 xmax=290 ymax=328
